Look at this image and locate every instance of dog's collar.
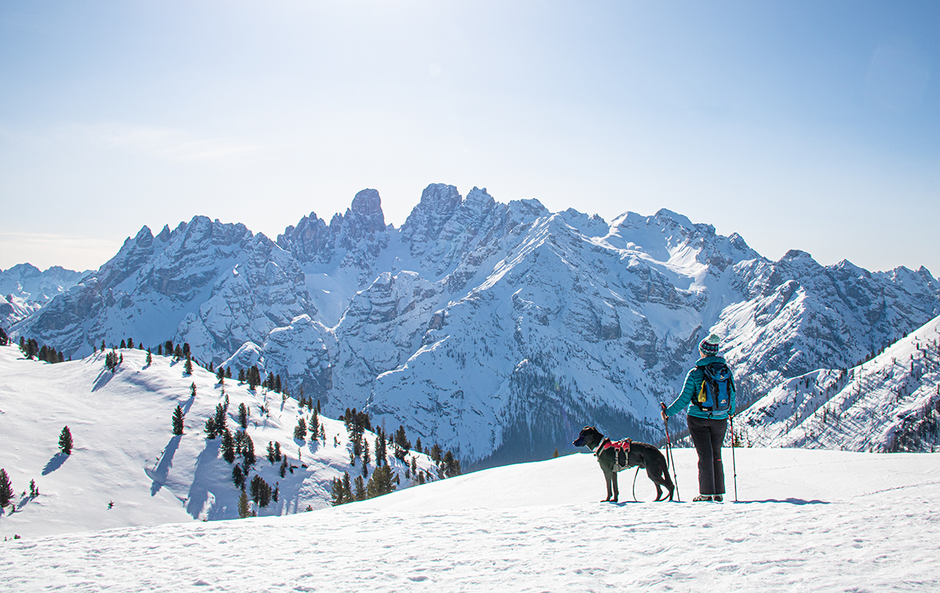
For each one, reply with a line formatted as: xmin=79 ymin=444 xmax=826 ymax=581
xmin=592 ymin=437 xmax=611 ymax=458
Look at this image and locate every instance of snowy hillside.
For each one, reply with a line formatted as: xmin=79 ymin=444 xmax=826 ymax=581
xmin=2 ymin=448 xmax=938 ymax=592
xmin=0 ymin=345 xmax=449 ymax=539
xmin=736 ymin=313 xmax=940 ymax=453
xmin=10 ymin=184 xmax=940 ymax=465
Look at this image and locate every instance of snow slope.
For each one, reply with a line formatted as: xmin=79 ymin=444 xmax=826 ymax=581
xmin=0 ymin=345 xmax=444 ymax=539
xmin=1 ymin=448 xmax=938 ymax=592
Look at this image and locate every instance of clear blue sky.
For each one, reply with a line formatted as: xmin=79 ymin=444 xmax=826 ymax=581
xmin=1 ymin=1 xmax=938 ymax=276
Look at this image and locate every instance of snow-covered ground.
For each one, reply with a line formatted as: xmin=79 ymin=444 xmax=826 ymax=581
xmin=0 ymin=344 xmax=443 ymax=539
xmin=2 ymin=342 xmax=939 ymax=591
xmin=2 ymin=448 xmax=938 ymax=592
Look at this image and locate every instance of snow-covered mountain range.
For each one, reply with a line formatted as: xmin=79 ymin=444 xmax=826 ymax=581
xmin=9 ymin=184 xmax=940 ymax=465
xmin=0 ymin=264 xmax=88 ymax=330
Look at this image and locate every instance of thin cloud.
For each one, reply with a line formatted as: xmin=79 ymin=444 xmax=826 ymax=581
xmin=46 ymin=122 xmax=264 ymax=163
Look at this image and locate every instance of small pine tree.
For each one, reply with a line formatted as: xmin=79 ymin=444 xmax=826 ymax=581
xmin=242 ymin=433 xmax=256 ymax=466
xmin=366 ymin=464 xmax=396 ymax=498
xmin=172 ymin=405 xmax=185 ymax=435
xmin=274 ymin=441 xmax=282 ymax=461
xmin=58 ymin=426 xmax=73 ymax=455
xmin=232 ymin=464 xmax=245 ymax=489
xmin=184 ymin=355 xmax=193 ymax=375
xmin=146 ymin=349 xmax=153 ymax=365
xmin=267 ymin=441 xmax=277 ymax=463
xmin=354 ymin=475 xmax=366 ymax=501
xmin=221 ymin=430 xmax=236 ymax=463
xmin=29 ymin=479 xmax=38 ymax=498
xmin=190 ymin=382 xmax=197 ymax=398
xmin=0 ymin=468 xmax=12 ymax=507
xmin=294 ymin=417 xmax=307 ymax=441
xmin=237 ymin=489 xmax=251 ymax=518
xmin=238 ymin=403 xmax=249 ymax=429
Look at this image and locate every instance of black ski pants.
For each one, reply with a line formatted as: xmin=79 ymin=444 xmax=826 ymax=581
xmin=688 ymin=415 xmax=727 ymax=495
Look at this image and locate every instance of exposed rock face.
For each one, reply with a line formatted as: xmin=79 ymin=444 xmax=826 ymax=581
xmin=12 ymin=185 xmax=940 ymax=466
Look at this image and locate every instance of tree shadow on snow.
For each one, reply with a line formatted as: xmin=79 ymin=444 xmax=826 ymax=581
xmin=186 ymin=439 xmax=224 ymax=520
xmin=42 ymin=452 xmax=69 ymax=475
xmin=92 ymin=368 xmax=115 ymax=392
xmin=148 ymin=435 xmax=182 ymax=496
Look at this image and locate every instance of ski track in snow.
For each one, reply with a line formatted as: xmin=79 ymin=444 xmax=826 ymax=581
xmin=2 ymin=449 xmax=939 ymax=592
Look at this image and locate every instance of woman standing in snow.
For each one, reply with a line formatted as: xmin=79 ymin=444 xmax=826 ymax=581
xmin=662 ymin=333 xmax=736 ymax=502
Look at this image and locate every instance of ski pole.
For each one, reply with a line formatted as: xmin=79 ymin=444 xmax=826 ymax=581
xmin=661 ymin=403 xmax=680 ymax=502
xmin=729 ymin=414 xmax=738 ymax=502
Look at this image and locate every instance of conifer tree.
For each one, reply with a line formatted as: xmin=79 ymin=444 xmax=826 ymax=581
xmin=274 ymin=441 xmax=282 ymax=461
xmin=238 ymin=403 xmax=249 ymax=429
xmin=214 ymin=402 xmax=227 ymax=433
xmin=443 ymin=450 xmax=462 ymax=477
xmin=0 ymin=327 xmax=8 ymax=347
xmin=221 ymin=429 xmax=236 ymax=463
xmin=120 ymin=339 xmax=126 ymax=349
xmin=237 ymin=489 xmax=251 ymax=518
xmin=58 ymin=426 xmax=73 ymax=455
xmin=29 ymin=479 xmax=38 ymax=498
xmin=354 ymin=476 xmax=366 ymax=501
xmin=127 ymin=338 xmax=134 ymax=349
xmin=366 ymin=465 xmax=396 ymax=498
xmin=267 ymin=441 xmax=277 ymax=463
xmin=146 ymin=349 xmax=152 ymax=365
xmin=294 ymin=417 xmax=307 ymax=441
xmin=279 ymin=457 xmax=288 ymax=478
xmin=0 ymin=468 xmax=12 ymax=507
xmin=204 ymin=417 xmax=218 ymax=439
xmin=190 ymin=382 xmax=197 ymax=398
xmin=216 ymin=366 xmax=225 ymax=384
xmin=232 ymin=464 xmax=245 ymax=489
xmin=184 ymin=354 xmax=193 ymax=375
xmin=172 ymin=405 xmax=185 ymax=435
xmin=242 ymin=433 xmax=256 ymax=466
xmin=247 ymin=366 xmax=261 ymax=391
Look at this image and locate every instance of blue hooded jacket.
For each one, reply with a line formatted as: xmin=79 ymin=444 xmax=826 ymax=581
xmin=664 ymin=355 xmax=736 ymax=420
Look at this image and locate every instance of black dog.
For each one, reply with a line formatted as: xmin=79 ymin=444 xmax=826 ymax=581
xmin=573 ymin=426 xmax=674 ymax=503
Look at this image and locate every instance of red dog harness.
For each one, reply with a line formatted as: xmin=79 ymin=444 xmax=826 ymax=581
xmin=593 ymin=437 xmax=633 ymax=472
